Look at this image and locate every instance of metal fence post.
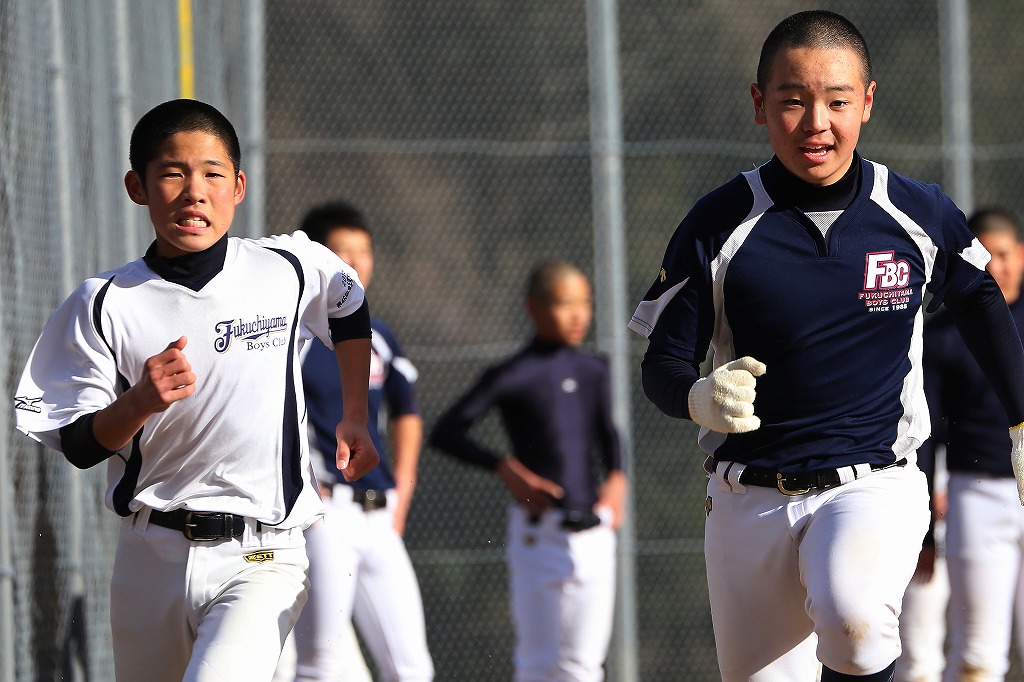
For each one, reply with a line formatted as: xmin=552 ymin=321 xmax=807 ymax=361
xmin=938 ymin=0 xmax=973 ymax=212
xmin=586 ymin=1 xmax=639 ymax=680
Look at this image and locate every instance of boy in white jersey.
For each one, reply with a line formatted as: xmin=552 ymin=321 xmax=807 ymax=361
xmin=13 ymin=99 xmax=379 ymax=682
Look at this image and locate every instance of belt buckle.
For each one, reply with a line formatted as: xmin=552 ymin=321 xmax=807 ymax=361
xmin=776 ymin=473 xmax=811 ymax=496
xmin=183 ymin=511 xmax=221 ymax=542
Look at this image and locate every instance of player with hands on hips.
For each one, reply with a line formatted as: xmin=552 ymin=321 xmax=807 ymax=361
xmin=630 ymin=11 xmax=1024 ymax=682
xmin=921 ymin=208 xmax=1024 ymax=682
xmin=13 ymin=99 xmax=378 ymax=682
xmin=431 ymin=261 xmax=627 ymax=682
xmin=290 ymin=200 xmax=434 ymax=682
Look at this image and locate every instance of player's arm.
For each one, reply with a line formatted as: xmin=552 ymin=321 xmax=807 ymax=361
xmin=329 ymin=301 xmax=379 ymax=481
xmin=389 ymin=413 xmax=422 ymax=535
xmin=429 ymin=369 xmax=564 ymax=515
xmin=945 ymin=274 xmax=1024 ymax=424
xmin=595 ymin=358 xmax=627 ymax=528
xmin=945 ymin=273 xmax=1024 ymax=502
xmin=60 ymin=336 xmax=196 ymax=467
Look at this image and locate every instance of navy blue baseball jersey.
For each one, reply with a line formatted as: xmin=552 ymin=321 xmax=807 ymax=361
xmin=921 ymin=293 xmax=1024 ymax=478
xmin=429 ymin=338 xmax=622 ymax=514
xmin=630 ymin=155 xmax=994 ymax=473
xmin=303 ymin=318 xmax=417 ymax=491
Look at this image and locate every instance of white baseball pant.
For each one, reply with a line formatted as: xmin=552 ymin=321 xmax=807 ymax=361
xmin=110 ymin=508 xmax=309 ymax=682
xmin=506 ymin=504 xmax=617 ymax=682
xmin=942 ymin=473 xmax=1024 ymax=682
xmin=293 ymin=487 xmax=433 ymax=682
xmin=705 ymin=462 xmax=929 ymax=681
xmin=894 ymin=547 xmax=948 ymax=682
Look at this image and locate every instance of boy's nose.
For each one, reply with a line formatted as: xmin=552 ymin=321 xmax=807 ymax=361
xmin=803 ymin=103 xmax=828 ymax=132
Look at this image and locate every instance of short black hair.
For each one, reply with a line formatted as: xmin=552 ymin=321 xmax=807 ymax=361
xmin=299 ymin=200 xmax=371 ymax=247
xmin=129 ymin=99 xmax=241 ymax=182
xmin=757 ymin=10 xmax=872 ymax=89
xmin=526 ymin=260 xmax=586 ymax=302
xmin=968 ymin=207 xmax=1023 ymax=240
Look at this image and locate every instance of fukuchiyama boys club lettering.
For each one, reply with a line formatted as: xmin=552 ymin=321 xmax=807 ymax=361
xmin=214 ymin=313 xmax=290 ymax=352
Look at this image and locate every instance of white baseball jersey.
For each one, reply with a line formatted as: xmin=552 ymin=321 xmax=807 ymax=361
xmin=14 ymin=230 xmax=364 ymax=529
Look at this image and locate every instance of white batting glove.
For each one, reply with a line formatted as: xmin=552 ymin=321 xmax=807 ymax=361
xmin=687 ymin=356 xmax=767 ymax=434
xmin=1010 ymin=424 xmax=1024 ymax=505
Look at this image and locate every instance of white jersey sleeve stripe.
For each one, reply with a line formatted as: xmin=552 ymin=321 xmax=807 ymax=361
xmin=628 ymin=279 xmax=688 ymax=338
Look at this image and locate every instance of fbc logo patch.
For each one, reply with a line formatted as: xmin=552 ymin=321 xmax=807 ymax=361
xmin=859 ymin=251 xmax=911 ymax=313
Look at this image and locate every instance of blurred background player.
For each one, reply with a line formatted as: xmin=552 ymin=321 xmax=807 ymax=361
xmin=921 ymin=207 xmax=1024 ymax=682
xmin=895 ymin=447 xmax=949 ymax=682
xmin=291 ymin=201 xmax=434 ymax=682
xmin=429 ymin=260 xmax=628 ymax=682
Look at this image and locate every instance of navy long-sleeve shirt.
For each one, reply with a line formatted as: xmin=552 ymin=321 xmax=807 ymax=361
xmin=631 ymin=155 xmax=1024 ymax=472
xmin=920 ymin=288 xmax=1024 ymax=479
xmin=429 ymin=338 xmax=622 ymax=515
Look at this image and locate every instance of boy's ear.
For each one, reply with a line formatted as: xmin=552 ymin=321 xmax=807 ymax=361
xmin=124 ymin=171 xmax=148 ymax=206
xmin=751 ymin=83 xmax=767 ymax=126
xmin=861 ymin=81 xmax=876 ymax=123
xmin=233 ymin=169 xmax=247 ymax=205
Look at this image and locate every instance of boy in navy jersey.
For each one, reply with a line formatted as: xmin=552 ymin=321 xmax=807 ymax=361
xmin=630 ymin=11 xmax=1024 ymax=682
xmin=13 ymin=99 xmax=378 ymax=681
xmin=431 ymin=261 xmax=627 ymax=682
xmin=920 ymin=208 xmax=1024 ymax=681
xmin=290 ymin=201 xmax=434 ymax=682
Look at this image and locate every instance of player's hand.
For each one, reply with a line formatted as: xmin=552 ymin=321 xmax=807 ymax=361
xmin=1010 ymin=424 xmax=1024 ymax=505
xmin=596 ymin=470 xmax=628 ymax=529
xmin=910 ymin=545 xmax=937 ymax=584
xmin=133 ymin=337 xmax=197 ymax=412
xmin=335 ymin=420 xmax=380 ymax=482
xmin=497 ymin=457 xmax=564 ymax=517
xmin=687 ymin=356 xmax=766 ymax=433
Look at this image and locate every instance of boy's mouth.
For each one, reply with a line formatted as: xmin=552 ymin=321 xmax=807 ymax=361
xmin=177 ymin=216 xmax=210 ymax=229
xmin=801 ymin=144 xmax=833 ymax=159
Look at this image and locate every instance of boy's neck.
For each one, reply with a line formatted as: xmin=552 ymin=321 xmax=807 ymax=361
xmin=767 ymin=154 xmax=861 ymax=212
xmin=144 ymin=234 xmax=229 ymax=291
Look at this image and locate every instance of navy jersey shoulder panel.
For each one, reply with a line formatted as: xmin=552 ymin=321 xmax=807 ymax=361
xmin=266 ymin=246 xmax=306 ymax=517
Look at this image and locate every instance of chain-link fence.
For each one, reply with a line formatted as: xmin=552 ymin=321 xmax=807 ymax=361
xmin=5 ymin=1 xmax=1024 ymax=680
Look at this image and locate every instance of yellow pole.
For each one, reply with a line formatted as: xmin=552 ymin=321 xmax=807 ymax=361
xmin=178 ymin=0 xmax=195 ymax=98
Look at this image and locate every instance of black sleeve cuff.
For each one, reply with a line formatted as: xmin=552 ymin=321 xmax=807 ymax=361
xmin=640 ymin=352 xmax=701 ymax=419
xmin=329 ymin=300 xmax=372 ymax=343
xmin=59 ymin=413 xmax=118 ymax=470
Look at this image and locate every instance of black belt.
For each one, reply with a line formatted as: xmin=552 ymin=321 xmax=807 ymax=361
xmin=352 ymin=488 xmax=388 ymax=512
xmin=561 ymin=510 xmax=602 ymax=532
xmin=148 ymin=509 xmax=256 ymax=542
xmin=735 ymin=458 xmax=908 ymax=495
xmin=528 ymin=510 xmax=602 ymax=533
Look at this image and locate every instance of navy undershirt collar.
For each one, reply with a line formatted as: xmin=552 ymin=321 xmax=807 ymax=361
xmin=763 ymin=153 xmax=862 ymax=212
xmin=143 ymin=234 xmax=228 ymax=291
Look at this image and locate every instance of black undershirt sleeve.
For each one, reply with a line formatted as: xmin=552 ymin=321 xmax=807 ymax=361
xmin=59 ymin=412 xmax=118 ymax=470
xmin=329 ymin=300 xmax=372 ymax=343
xmin=945 ymin=273 xmax=1024 ymax=427
xmin=640 ymin=351 xmax=701 ymax=420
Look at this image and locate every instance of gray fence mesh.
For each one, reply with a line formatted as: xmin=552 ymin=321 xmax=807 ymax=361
xmin=4 ymin=1 xmax=1024 ymax=680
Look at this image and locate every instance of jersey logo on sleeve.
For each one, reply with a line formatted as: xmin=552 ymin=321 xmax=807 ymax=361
xmin=859 ymin=251 xmax=911 ymax=312
xmin=14 ymin=396 xmax=42 ymax=413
